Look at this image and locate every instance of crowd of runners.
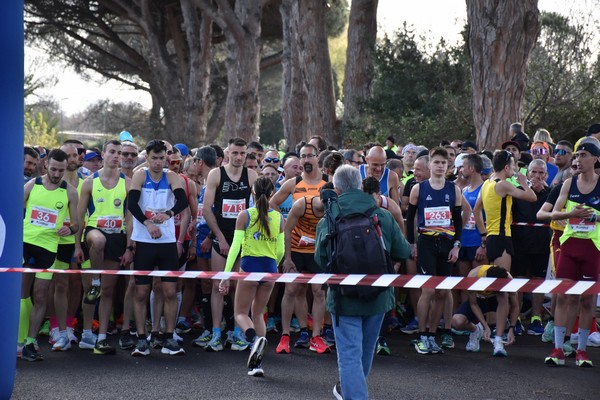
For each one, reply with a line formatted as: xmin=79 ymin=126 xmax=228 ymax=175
xmin=20 ymin=123 xmax=600 ymax=377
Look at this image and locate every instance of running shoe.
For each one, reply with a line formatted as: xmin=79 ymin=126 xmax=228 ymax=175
xmin=414 ymin=336 xmax=431 ymax=354
xmin=21 ymin=342 xmax=43 ymax=362
xmin=276 ymin=335 xmax=291 ymax=354
xmin=266 ymin=317 xmax=278 ymax=334
xmin=38 ymin=320 xmax=50 ymax=336
xmin=441 ymin=333 xmax=454 ymax=349
xmin=570 ymin=332 xmax=579 ymax=345
xmin=451 ymin=328 xmax=472 ymax=336
xmin=563 ymin=341 xmax=575 ymax=358
xmin=67 ymin=327 xmax=78 ymax=344
xmin=161 ymin=338 xmax=185 ymax=355
xmin=587 ymin=331 xmax=600 ymax=347
xmin=493 ymin=340 xmax=507 ymax=357
xmin=247 ymin=364 xmax=264 ymax=377
xmin=575 ymin=350 xmax=593 ymax=367
xmin=428 ymin=336 xmax=443 ymax=354
xmin=309 ymin=335 xmax=331 ymax=354
xmin=527 ymin=319 xmax=544 ymax=336
xmin=514 ymin=319 xmax=524 ymax=336
xmin=173 ymin=331 xmax=184 ymax=344
xmin=290 ymin=317 xmax=301 ymax=333
xmin=542 ymin=320 xmax=554 ymax=343
xmin=84 ymin=284 xmax=101 ymax=304
xmin=131 ymin=338 xmax=150 ymax=357
xmin=294 ymin=331 xmax=310 ymax=348
xmin=79 ymin=332 xmax=97 ymax=350
xmin=52 ymin=335 xmax=71 ymax=352
xmin=376 ymin=336 xmax=391 ymax=356
xmin=229 ymin=332 xmax=250 ymax=351
xmin=49 ymin=327 xmax=59 ymax=345
xmin=466 ymin=324 xmax=483 ymax=352
xmin=333 ymin=382 xmax=343 ymax=400
xmin=400 ymin=318 xmax=419 ymax=335
xmin=205 ymin=333 xmax=223 ymax=352
xmin=94 ymin=339 xmax=116 ymax=355
xmin=322 ymin=327 xmax=335 ymax=347
xmin=176 ymin=319 xmax=192 ymax=334
xmin=544 ymin=348 xmax=565 ymax=366
xmin=192 ymin=330 xmax=212 ymax=348
xmin=247 ymin=336 xmax=267 ymax=371
xmin=119 ymin=331 xmax=136 ymax=350
xmin=149 ymin=332 xmax=163 ymax=349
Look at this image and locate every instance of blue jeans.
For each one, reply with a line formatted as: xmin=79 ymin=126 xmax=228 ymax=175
xmin=332 ymin=313 xmax=385 ymax=400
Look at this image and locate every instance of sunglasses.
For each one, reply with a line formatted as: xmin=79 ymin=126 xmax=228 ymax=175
xmin=170 ymin=160 xmax=181 ymax=166
xmin=532 ymin=148 xmax=548 ymax=155
xmin=554 ymin=149 xmax=570 ymax=156
xmin=76 ymin=148 xmax=86 ymax=155
xmin=350 ymin=160 xmax=363 ymax=165
xmin=122 ymin=152 xmax=138 ymax=158
xmin=263 ymin=157 xmax=280 ymax=164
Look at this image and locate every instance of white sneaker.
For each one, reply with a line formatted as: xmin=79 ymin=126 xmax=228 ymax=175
xmin=587 ymin=331 xmax=600 ymax=347
xmin=172 ymin=331 xmax=184 ymax=344
xmin=466 ymin=323 xmax=483 ymax=352
xmin=49 ymin=327 xmax=60 ymax=345
xmin=79 ymin=332 xmax=97 ymax=350
xmin=67 ymin=327 xmax=78 ymax=344
xmin=52 ymin=335 xmax=71 ymax=351
xmin=492 ymin=339 xmax=507 ymax=357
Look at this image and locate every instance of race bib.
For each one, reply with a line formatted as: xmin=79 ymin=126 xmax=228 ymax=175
xmin=145 ymin=208 xmax=167 ymax=225
xmin=197 ymin=203 xmax=206 ymax=224
xmin=569 ymin=217 xmax=596 ymax=233
xmin=97 ymin=215 xmax=123 ymax=233
xmin=464 ymin=212 xmax=476 ymax=230
xmin=222 ymin=199 xmax=245 ymax=219
xmin=424 ymin=206 xmax=451 ymax=228
xmin=298 ymin=235 xmax=316 ymax=247
xmin=30 ymin=206 xmax=58 ymax=229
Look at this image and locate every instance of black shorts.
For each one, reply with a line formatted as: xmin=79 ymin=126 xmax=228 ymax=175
xmin=178 ymin=241 xmax=190 ymax=269
xmin=212 ymin=233 xmax=233 ymax=258
xmin=458 ymin=246 xmax=478 ymax=262
xmin=56 ymin=242 xmax=90 ymax=264
xmin=512 ymin=253 xmax=549 ymax=278
xmin=416 ymin=235 xmax=453 ymax=276
xmin=85 ymin=226 xmax=127 ymax=262
xmin=133 ymin=241 xmax=179 ymax=284
xmin=485 ymin=235 xmax=514 ymax=262
xmin=291 ymin=251 xmax=319 ymax=273
xmin=454 ymin=296 xmax=499 ymax=324
xmin=23 ymin=243 xmax=56 ymax=269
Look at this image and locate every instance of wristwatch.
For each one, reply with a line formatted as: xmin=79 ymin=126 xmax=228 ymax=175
xmin=453 ymin=241 xmax=462 ymax=249
xmin=126 ymin=245 xmax=135 ymax=252
xmin=165 ymin=210 xmax=174 ymax=218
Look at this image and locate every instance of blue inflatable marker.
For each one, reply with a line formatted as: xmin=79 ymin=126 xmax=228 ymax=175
xmin=0 ymin=1 xmax=24 ymax=397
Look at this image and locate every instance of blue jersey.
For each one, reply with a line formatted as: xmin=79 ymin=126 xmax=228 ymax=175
xmin=462 ymin=183 xmax=483 ymax=247
xmin=359 ymin=164 xmax=391 ymax=197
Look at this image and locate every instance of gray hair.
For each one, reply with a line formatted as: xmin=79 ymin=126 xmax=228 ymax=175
xmin=194 ymin=146 xmax=217 ymax=168
xmin=528 ymin=159 xmax=547 ymax=173
xmin=122 ymin=141 xmax=138 ymax=151
xmin=333 ymin=165 xmax=362 ymax=192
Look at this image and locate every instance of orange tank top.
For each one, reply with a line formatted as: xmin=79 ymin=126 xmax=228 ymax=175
xmin=290 ymin=196 xmax=323 ymax=253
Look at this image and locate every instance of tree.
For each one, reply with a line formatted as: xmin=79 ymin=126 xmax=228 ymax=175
xmin=342 ymin=0 xmax=378 ymax=125
xmin=25 ymin=111 xmax=60 ymax=147
xmin=467 ymin=0 xmax=541 ymax=150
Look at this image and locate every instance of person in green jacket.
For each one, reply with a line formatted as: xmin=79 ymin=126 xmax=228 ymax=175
xmin=314 ymin=165 xmax=411 ymax=400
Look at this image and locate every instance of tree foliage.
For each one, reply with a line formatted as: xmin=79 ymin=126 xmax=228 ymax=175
xmin=25 ymin=111 xmax=60 ymax=148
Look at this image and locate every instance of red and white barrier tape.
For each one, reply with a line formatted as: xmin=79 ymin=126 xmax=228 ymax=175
xmin=511 ymin=222 xmax=551 ymax=227
xmin=1 ymin=268 xmax=599 ymax=295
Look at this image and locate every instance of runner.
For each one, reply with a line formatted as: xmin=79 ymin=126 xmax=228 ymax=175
xmin=359 ymin=146 xmax=400 ymax=204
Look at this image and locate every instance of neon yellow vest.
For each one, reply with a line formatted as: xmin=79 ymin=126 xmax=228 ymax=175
xmin=241 ymin=208 xmax=282 ymax=260
xmin=560 ymin=199 xmax=600 ymax=251
xmin=59 ymin=177 xmax=84 ymax=245
xmin=86 ymin=172 xmax=127 ymax=233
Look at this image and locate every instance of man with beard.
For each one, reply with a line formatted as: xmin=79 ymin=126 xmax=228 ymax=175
xmin=24 ymin=146 xmax=39 ymax=183
xmin=551 ymin=140 xmax=573 ymax=186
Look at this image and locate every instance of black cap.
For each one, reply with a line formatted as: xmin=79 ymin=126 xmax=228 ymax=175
xmin=460 ymin=140 xmax=478 ymax=151
xmin=586 ymin=123 xmax=600 ymax=136
xmin=576 ymin=143 xmax=600 ymax=157
xmin=501 ymin=140 xmax=521 ymax=152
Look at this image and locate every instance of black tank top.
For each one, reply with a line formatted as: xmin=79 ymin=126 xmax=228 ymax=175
xmin=214 ymin=166 xmax=252 ymax=237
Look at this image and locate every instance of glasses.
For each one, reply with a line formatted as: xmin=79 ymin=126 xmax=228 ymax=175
xmin=350 ymin=160 xmax=363 ymax=165
xmin=554 ymin=149 xmax=570 ymax=156
xmin=570 ymin=165 xmax=578 ymax=169
xmin=532 ymin=148 xmax=548 ymax=155
xmin=170 ymin=160 xmax=181 ymax=166
xmin=263 ymin=157 xmax=280 ymax=163
xmin=76 ymin=148 xmax=86 ymax=155
xmin=167 ymin=150 xmax=173 ymax=155
xmin=122 ymin=152 xmax=138 ymax=158
xmin=300 ymin=154 xmax=316 ymax=159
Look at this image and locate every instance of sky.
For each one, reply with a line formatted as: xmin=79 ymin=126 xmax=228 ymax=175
xmin=26 ymin=0 xmax=592 ymax=116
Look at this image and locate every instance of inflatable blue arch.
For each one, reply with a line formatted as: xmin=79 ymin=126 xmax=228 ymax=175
xmin=0 ymin=1 xmax=24 ymax=397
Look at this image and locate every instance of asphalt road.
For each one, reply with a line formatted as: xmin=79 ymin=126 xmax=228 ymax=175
xmin=12 ymin=330 xmax=600 ymax=400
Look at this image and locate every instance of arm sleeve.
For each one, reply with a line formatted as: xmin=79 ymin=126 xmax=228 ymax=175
xmin=452 ymin=206 xmax=463 ymax=242
xmin=127 ymin=189 xmax=147 ymax=224
xmin=224 ymin=230 xmax=244 ymax=273
xmin=170 ymin=188 xmax=189 ymax=215
xmin=276 ymin=231 xmax=285 ymax=265
xmin=406 ymin=203 xmax=417 ymax=244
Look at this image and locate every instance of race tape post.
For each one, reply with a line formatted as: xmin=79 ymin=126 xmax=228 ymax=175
xmin=2 ymin=268 xmax=599 ymax=295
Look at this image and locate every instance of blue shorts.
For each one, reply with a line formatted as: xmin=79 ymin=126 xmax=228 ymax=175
xmin=454 ymin=296 xmax=498 ymax=324
xmin=458 ymin=246 xmax=478 ymax=262
xmin=240 ymin=256 xmax=277 ymax=273
xmin=196 ymin=224 xmax=211 ymax=259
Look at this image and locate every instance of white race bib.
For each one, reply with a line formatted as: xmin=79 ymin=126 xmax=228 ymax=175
xmin=145 ymin=208 xmax=167 ymax=225
xmin=30 ymin=206 xmax=58 ymax=229
xmin=298 ymin=235 xmax=316 ymax=247
xmin=97 ymin=215 xmax=123 ymax=233
xmin=569 ymin=217 xmax=596 ymax=233
xmin=222 ymin=199 xmax=245 ymax=219
xmin=424 ymin=206 xmax=451 ymax=228
xmin=464 ymin=212 xmax=476 ymax=230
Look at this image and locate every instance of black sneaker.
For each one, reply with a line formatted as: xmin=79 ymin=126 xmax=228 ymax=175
xmin=247 ymin=337 xmax=267 ymax=369
xmin=93 ymin=339 xmax=116 ymax=355
xmin=119 ymin=331 xmax=136 ymax=350
xmin=21 ymin=343 xmax=43 ymax=362
xmin=150 ymin=332 xmax=163 ymax=349
xmin=84 ymin=284 xmax=101 ymax=304
xmin=333 ymin=382 xmax=343 ymax=400
xmin=161 ymin=338 xmax=185 ymax=356
xmin=131 ymin=338 xmax=150 ymax=357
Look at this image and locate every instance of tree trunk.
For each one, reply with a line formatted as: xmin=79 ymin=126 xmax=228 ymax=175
xmin=295 ymin=0 xmax=338 ymax=147
xmin=467 ymin=0 xmax=541 ymax=151
xmin=280 ymin=0 xmax=308 ymax=151
xmin=342 ymin=0 xmax=378 ymax=123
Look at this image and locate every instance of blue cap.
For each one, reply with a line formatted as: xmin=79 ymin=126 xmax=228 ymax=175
xmin=119 ymin=131 xmax=134 ymax=142
xmin=174 ymin=143 xmax=189 ymax=157
xmin=84 ymin=151 xmax=102 ymax=161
